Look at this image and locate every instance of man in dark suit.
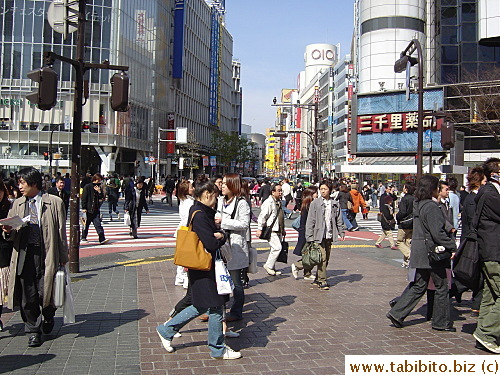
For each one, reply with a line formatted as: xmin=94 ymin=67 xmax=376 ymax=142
xmin=47 ymin=176 xmax=70 ymax=216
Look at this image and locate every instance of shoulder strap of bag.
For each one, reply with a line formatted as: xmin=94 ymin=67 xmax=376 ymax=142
xmin=187 ymin=210 xmax=201 ymax=229
xmin=267 ymin=203 xmax=279 ymax=229
xmin=470 ymin=192 xmax=487 ymax=234
xmin=416 ymin=200 xmax=434 ymax=236
xmin=230 ymin=197 xmax=242 ymax=219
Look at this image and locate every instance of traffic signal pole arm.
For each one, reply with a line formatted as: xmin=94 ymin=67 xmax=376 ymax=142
xmin=44 ymin=51 xmax=129 ymax=73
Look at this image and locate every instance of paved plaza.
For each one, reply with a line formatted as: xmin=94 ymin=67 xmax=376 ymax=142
xmin=0 ymin=241 xmax=488 ymax=375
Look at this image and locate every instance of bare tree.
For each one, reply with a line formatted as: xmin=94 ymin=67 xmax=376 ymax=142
xmin=446 ymin=67 xmax=500 ymax=142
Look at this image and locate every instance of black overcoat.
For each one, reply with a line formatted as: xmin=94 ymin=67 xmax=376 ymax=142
xmin=187 ymin=200 xmax=228 ymax=309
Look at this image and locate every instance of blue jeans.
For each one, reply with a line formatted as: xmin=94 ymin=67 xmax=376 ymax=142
xmin=341 ymin=209 xmax=354 ymax=230
xmin=371 ymin=193 xmax=378 ymax=208
xmin=228 ymin=269 xmax=244 ymax=319
xmin=282 ymin=199 xmax=291 ymax=215
xmin=157 ymin=305 xmax=224 ymax=357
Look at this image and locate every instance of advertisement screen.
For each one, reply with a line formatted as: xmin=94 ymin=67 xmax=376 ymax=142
xmin=353 ymin=88 xmax=445 ymax=154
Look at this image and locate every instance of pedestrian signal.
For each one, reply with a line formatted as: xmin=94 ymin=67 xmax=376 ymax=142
xmin=110 ymin=72 xmax=129 ymax=112
xmin=26 ymin=67 xmax=58 ymax=110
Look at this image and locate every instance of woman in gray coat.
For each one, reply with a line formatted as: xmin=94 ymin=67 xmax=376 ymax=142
xmin=217 ymin=173 xmax=250 ymax=322
xmin=386 ymin=175 xmax=457 ymax=332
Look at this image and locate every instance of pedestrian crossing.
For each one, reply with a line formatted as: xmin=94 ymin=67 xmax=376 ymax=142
xmin=76 ymin=199 xmax=460 ymax=255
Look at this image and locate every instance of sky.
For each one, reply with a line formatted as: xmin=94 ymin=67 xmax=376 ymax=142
xmin=224 ymin=0 xmax=356 ymax=135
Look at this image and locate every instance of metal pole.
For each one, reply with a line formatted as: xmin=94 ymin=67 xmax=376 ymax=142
xmin=429 ymin=137 xmax=433 ymax=174
xmin=413 ymin=39 xmax=424 ymax=182
xmin=313 ymin=102 xmax=320 ymax=182
xmin=49 ymin=127 xmax=55 ymax=176
xmin=69 ymin=0 xmax=86 ymax=273
xmin=157 ymin=127 xmax=161 ymax=183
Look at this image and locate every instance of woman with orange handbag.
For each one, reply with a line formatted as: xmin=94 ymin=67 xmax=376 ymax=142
xmin=157 ymin=176 xmax=242 ymax=360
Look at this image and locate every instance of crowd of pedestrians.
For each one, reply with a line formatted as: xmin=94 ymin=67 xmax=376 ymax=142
xmin=0 ymin=162 xmax=499 ymax=358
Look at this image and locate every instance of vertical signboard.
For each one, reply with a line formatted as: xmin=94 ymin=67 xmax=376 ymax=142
xmin=209 ymin=6 xmax=222 ymax=126
xmin=166 ymin=113 xmax=175 ymax=154
xmin=136 ymin=10 xmax=146 ymax=43
xmin=173 ymin=0 xmax=185 ymax=79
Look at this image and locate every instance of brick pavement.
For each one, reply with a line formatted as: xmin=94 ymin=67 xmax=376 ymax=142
xmin=137 ymin=247 xmax=487 ymax=375
xmin=0 ymin=244 xmax=489 ymax=375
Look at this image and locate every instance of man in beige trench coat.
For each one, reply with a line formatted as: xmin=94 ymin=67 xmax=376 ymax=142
xmin=3 ymin=167 xmax=68 ymax=348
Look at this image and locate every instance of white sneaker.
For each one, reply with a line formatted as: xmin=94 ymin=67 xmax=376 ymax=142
xmin=156 ymin=328 xmax=175 ymax=353
xmin=263 ymin=266 xmax=276 ymax=276
xmin=212 ymin=345 xmax=242 ymax=360
xmin=224 ymin=330 xmax=240 ymax=338
xmin=274 ymin=270 xmax=282 ymax=276
xmin=173 ymin=332 xmax=182 ymax=338
xmin=291 ymin=264 xmax=299 ymax=279
xmin=303 ymin=275 xmax=316 ymax=281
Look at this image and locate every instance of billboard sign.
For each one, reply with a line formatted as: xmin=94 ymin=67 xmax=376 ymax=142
xmin=352 ymin=88 xmax=445 ymax=155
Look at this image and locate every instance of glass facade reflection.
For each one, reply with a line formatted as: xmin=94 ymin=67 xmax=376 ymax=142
xmin=0 ymin=0 xmax=170 ymax=175
xmin=438 ymin=0 xmax=500 ymax=83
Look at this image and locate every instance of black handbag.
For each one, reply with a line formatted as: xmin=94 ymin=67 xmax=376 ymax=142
xmin=452 ymin=193 xmax=485 ymax=290
xmin=259 ymin=212 xmax=278 ymax=241
xmin=276 ymin=241 xmax=288 ymax=263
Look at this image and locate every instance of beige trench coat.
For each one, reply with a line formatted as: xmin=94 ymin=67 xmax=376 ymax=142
xmin=7 ymin=193 xmax=69 ymax=310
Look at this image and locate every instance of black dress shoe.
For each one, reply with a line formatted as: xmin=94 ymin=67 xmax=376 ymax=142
xmin=432 ymin=326 xmax=456 ymax=332
xmin=42 ymin=318 xmax=54 ymax=334
xmin=0 ymin=319 xmax=3 ymax=332
xmin=386 ymin=313 xmax=403 ymax=328
xmin=389 ymin=297 xmax=399 ymax=308
xmin=28 ymin=333 xmax=42 ymax=347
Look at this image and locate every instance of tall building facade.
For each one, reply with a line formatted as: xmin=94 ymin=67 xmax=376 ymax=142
xmin=0 ymin=0 xmax=237 ymax=178
xmin=331 ymin=55 xmax=354 ymax=167
xmin=347 ymin=0 xmax=500 ymax=181
xmin=355 ymin=0 xmax=427 ymax=93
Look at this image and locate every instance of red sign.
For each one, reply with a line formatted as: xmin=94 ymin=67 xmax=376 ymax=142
xmin=166 ymin=113 xmax=175 ymax=154
xmin=357 ymin=112 xmax=443 ymax=134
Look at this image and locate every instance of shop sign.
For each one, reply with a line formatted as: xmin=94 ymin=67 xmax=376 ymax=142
xmin=0 ymin=98 xmax=23 ymax=106
xmin=357 ymin=113 xmax=443 ymax=133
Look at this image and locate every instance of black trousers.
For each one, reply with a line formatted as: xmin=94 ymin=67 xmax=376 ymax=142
xmin=390 ymin=268 xmax=451 ymax=330
xmin=19 ymin=245 xmax=56 ymax=334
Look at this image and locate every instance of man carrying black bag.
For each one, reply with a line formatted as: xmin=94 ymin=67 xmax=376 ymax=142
xmin=256 ymin=184 xmax=285 ymax=276
xmin=472 ymin=158 xmax=500 ymax=354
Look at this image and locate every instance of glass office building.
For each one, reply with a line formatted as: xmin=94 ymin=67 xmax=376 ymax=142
xmin=438 ymin=0 xmax=500 ymax=83
xmin=0 ymin=0 xmax=169 ymax=176
xmin=0 ymin=0 xmax=237 ymax=177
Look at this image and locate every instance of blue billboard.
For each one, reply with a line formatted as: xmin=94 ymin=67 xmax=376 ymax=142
xmin=353 ymin=88 xmax=446 ymax=154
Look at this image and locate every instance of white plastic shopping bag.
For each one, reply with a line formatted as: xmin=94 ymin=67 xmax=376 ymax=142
xmin=248 ymin=246 xmax=258 ymax=274
xmin=63 ymin=264 xmax=75 ymax=324
xmin=215 ymin=256 xmax=234 ymax=295
xmin=123 ymin=212 xmax=131 ymax=226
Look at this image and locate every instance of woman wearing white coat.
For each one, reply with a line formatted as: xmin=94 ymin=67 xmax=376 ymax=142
xmin=174 ymin=180 xmax=195 ymax=287
xmin=217 ymin=174 xmax=250 ymax=322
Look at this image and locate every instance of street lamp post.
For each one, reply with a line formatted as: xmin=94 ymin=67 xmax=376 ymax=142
xmin=272 ymin=99 xmax=320 ymax=181
xmin=394 ymin=39 xmax=424 ymax=182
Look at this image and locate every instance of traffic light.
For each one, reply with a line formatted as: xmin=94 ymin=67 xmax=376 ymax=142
xmin=134 ymin=160 xmax=140 ymax=168
xmin=110 ymin=71 xmax=129 ymax=112
xmin=43 ymin=151 xmax=49 ymax=160
xmin=26 ymin=67 xmax=58 ymax=110
xmin=441 ymin=121 xmax=455 ymax=149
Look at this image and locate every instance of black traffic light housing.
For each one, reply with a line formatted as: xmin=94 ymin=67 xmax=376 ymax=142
xmin=441 ymin=121 xmax=455 ymax=149
xmin=134 ymin=160 xmax=140 ymax=168
xmin=43 ymin=151 xmax=49 ymax=160
xmin=110 ymin=71 xmax=129 ymax=112
xmin=26 ymin=67 xmax=58 ymax=110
